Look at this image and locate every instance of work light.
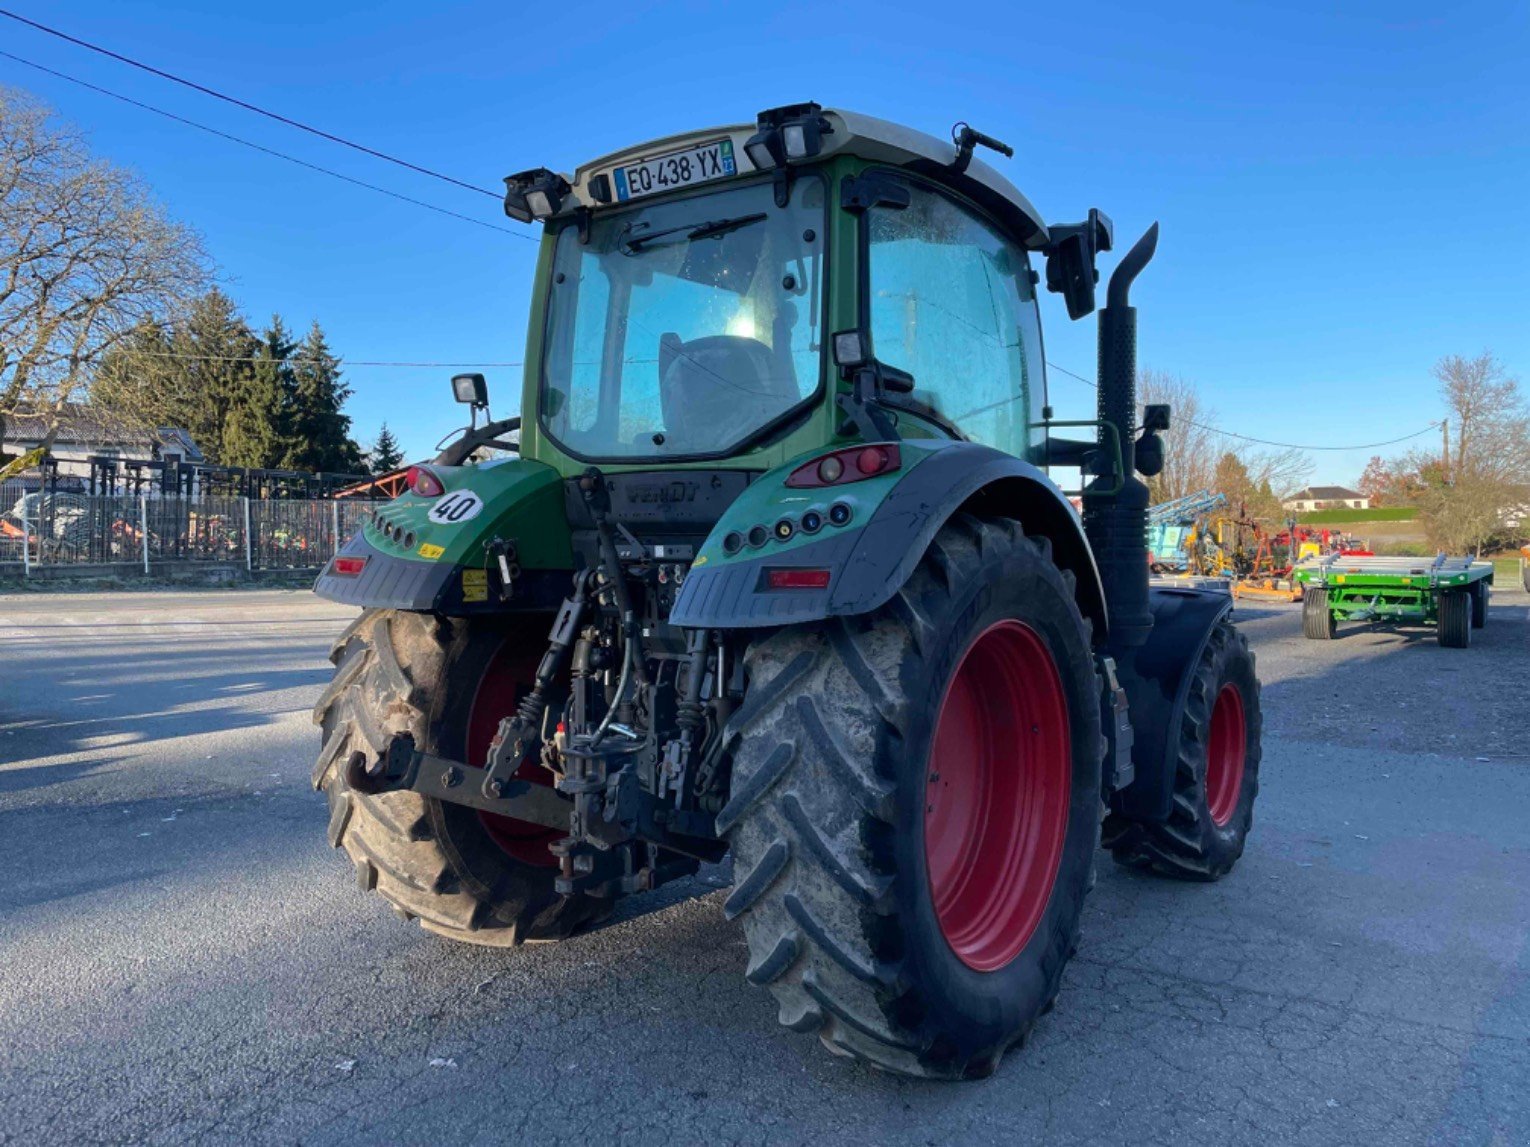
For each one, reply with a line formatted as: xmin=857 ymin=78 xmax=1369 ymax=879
xmin=743 ymin=102 xmax=831 ymax=170
xmin=452 ymin=372 xmax=488 ymax=408
xmin=503 ymin=167 xmax=571 ymax=223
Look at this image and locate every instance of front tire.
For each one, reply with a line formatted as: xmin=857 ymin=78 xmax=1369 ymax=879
xmin=721 ymin=514 xmax=1103 ymax=1079
xmin=1103 ymin=619 xmax=1262 ymax=880
xmin=313 ymin=610 xmax=606 ymax=946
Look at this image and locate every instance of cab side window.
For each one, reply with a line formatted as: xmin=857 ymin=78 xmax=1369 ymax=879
xmin=866 ymin=182 xmax=1043 ymax=457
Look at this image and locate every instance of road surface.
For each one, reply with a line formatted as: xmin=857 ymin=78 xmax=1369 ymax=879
xmin=1 ymin=586 xmax=1526 ymax=1144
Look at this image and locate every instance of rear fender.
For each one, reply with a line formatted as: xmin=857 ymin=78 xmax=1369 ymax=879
xmin=669 ymin=438 xmax=1107 ymax=638
xmin=1109 ymin=586 xmax=1234 ymax=821
xmin=313 ymin=457 xmax=573 ymax=613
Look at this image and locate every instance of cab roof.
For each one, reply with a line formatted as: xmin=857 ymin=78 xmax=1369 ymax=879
xmin=563 ymin=106 xmax=1051 ymax=249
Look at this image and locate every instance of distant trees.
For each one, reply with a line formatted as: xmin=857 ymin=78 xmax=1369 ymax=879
xmin=1138 ymin=369 xmax=1311 ymax=517
xmin=371 ymin=423 xmax=404 ymax=473
xmin=95 ymin=300 xmax=363 ymax=473
xmin=1 ymin=87 xmax=363 ymax=478
xmin=1357 ymin=456 xmax=1395 ymax=507
xmin=0 ymin=86 xmax=208 ymax=476
xmin=1378 ymin=352 xmax=1529 ymax=555
xmin=281 ymin=322 xmax=361 ymax=473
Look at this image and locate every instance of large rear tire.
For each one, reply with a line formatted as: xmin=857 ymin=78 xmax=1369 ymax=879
xmin=721 ymin=514 xmax=1103 ymax=1079
xmin=1470 ymin=583 xmax=1487 ymax=629
xmin=313 ymin=610 xmax=607 ymax=946
xmin=1103 ymin=619 xmax=1262 ymax=880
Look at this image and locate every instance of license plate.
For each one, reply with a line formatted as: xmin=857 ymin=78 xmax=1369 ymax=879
xmin=612 ymin=139 xmax=736 ymax=202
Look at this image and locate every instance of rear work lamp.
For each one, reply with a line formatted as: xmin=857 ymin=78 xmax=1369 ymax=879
xmin=503 ymin=167 xmax=572 ymax=222
xmin=743 ymin=102 xmax=832 ymax=170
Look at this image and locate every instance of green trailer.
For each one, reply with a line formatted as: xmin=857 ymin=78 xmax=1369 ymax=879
xmin=1293 ymin=554 xmax=1494 ymax=647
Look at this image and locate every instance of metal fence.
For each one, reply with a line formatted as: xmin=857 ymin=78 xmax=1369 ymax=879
xmin=0 ymin=485 xmax=369 ymax=575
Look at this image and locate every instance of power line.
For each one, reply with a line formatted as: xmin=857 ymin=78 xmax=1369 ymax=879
xmin=1044 ymin=360 xmax=1441 ymax=452
xmin=0 ymin=7 xmax=500 ymax=199
xmin=0 ymin=51 xmax=532 ymax=240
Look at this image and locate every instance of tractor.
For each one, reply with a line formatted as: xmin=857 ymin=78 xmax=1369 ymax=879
xmin=312 ymin=104 xmax=1262 ymax=1080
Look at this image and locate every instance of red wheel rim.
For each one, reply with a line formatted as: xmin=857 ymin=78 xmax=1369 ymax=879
xmin=466 ymin=641 xmax=561 ymax=868
xmin=1205 ymin=683 xmax=1246 ymax=827
xmin=924 ymin=620 xmax=1071 ymax=973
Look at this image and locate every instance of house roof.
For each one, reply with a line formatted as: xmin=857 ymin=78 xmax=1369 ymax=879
xmin=1286 ymin=486 xmax=1363 ymax=501
xmin=4 ymin=405 xmax=204 ymax=461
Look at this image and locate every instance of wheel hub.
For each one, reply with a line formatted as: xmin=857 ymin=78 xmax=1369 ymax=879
xmin=1205 ymin=683 xmax=1247 ymax=826
xmin=923 ymin=620 xmax=1071 ymax=973
xmin=467 ymin=642 xmax=562 ymax=867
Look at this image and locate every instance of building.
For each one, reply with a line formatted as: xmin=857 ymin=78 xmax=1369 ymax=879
xmin=3 ymin=405 xmax=203 ymax=470
xmin=1282 ymin=485 xmax=1371 ymax=512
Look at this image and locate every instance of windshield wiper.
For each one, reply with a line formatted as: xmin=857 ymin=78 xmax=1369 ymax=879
xmin=686 ymin=212 xmax=766 ymax=241
xmin=621 ymin=212 xmax=766 ymax=253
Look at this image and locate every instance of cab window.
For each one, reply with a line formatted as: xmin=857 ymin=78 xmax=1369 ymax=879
xmin=865 ymin=182 xmax=1044 ymax=457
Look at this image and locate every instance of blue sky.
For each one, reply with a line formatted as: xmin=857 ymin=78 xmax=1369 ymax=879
xmin=4 ymin=0 xmax=1526 ymax=483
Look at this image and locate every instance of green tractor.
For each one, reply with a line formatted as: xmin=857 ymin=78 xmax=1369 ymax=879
xmin=312 ymin=104 xmax=1262 ymax=1079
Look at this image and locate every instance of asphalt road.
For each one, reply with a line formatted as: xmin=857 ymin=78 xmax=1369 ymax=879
xmin=1 ymin=585 xmax=1527 ymax=1145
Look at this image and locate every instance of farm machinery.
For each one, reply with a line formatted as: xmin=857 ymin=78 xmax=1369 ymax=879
xmin=1294 ymin=553 xmax=1494 ymax=647
xmin=310 ymin=104 xmax=1263 ymax=1078
xmin=1147 ymin=488 xmax=1224 ymax=573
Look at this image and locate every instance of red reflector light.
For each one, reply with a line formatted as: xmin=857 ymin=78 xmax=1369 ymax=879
xmin=405 ymin=466 xmax=444 ymax=497
xmin=766 ymin=568 xmax=832 ymax=590
xmin=786 ymin=444 xmax=901 ymax=488
xmin=333 ymin=556 xmax=368 ymax=576
xmin=856 ymin=446 xmax=890 ymax=476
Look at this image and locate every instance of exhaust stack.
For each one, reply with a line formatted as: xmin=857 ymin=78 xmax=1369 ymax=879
xmin=1084 ymin=223 xmax=1160 ymax=655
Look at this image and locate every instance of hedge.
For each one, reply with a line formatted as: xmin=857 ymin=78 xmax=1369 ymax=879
xmin=1295 ymin=506 xmax=1420 ymax=524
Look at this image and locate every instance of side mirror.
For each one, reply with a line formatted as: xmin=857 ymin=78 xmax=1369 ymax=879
xmin=1044 ymin=208 xmax=1114 ymax=321
xmin=452 ymin=372 xmax=488 ymax=409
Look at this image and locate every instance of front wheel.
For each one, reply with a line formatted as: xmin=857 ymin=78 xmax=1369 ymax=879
xmin=721 ymin=514 xmax=1103 ymax=1079
xmin=1103 ymin=618 xmax=1262 ymax=880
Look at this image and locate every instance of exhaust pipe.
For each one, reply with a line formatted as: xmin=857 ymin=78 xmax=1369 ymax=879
xmin=1084 ymin=223 xmax=1159 ymax=655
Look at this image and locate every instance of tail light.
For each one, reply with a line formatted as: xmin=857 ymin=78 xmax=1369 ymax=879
xmin=332 ymin=556 xmax=368 ymax=576
xmin=785 ymin=444 xmax=900 ymax=489
xmin=765 ymin=568 xmax=832 ymax=590
xmin=405 ymin=466 xmax=445 ymax=497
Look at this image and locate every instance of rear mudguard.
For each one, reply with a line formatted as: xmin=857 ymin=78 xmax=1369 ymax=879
xmin=1109 ymin=586 xmax=1234 ymax=822
xmin=313 ymin=457 xmax=573 ymax=614
xmin=669 ymin=438 xmax=1107 ymax=638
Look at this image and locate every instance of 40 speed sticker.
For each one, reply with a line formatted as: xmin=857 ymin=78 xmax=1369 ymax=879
xmin=426 ymin=490 xmax=484 ymax=524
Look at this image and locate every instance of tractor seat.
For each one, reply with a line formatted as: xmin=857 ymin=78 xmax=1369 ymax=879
xmin=658 ymin=333 xmax=799 ymax=450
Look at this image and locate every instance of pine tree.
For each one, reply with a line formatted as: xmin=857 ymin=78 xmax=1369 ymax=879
xmin=222 ymin=316 xmax=294 ymax=469
xmin=280 ymin=321 xmax=363 ymax=474
xmin=176 ymin=288 xmax=259 ymax=463
xmin=371 ymin=422 xmax=404 ymax=473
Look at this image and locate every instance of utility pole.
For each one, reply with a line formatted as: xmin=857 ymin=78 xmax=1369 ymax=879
xmin=1441 ymin=419 xmax=1450 ymax=484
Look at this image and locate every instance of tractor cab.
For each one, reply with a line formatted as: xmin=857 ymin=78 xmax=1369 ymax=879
xmin=507 ymin=105 xmax=1104 ymax=480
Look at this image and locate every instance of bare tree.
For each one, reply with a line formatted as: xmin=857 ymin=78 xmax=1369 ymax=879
xmin=1397 ymin=352 xmax=1528 ymax=555
xmin=1436 ymin=352 xmax=1527 ymax=486
xmin=1138 ymin=369 xmax=1219 ymax=503
xmin=0 ymin=86 xmax=208 ymax=477
xmin=1138 ymin=368 xmax=1312 ymax=515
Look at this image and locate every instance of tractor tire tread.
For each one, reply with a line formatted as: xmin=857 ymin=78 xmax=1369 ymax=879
xmin=1103 ymin=620 xmax=1262 ymax=881
xmin=315 ymin=609 xmax=597 ymax=947
xmin=725 ymin=514 xmax=1101 ymax=1079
